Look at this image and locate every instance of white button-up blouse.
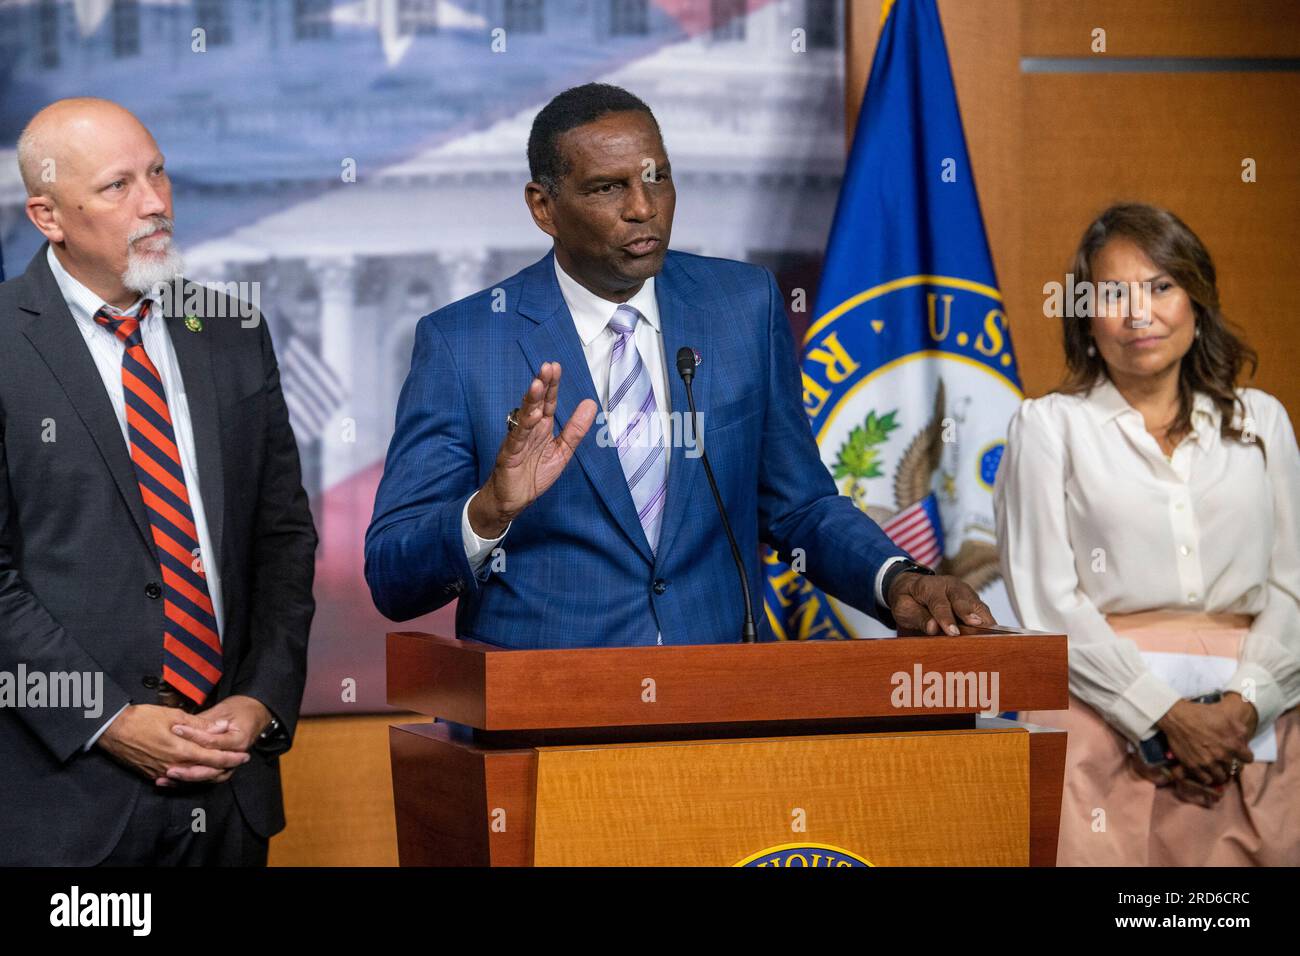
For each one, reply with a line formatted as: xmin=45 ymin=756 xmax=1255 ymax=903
xmin=994 ymin=378 xmax=1300 ymax=742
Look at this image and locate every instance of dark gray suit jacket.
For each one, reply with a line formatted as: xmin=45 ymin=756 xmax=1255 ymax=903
xmin=0 ymin=245 xmax=317 ymax=865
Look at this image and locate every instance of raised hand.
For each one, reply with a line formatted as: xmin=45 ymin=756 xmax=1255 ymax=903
xmin=469 ymin=361 xmax=597 ymax=537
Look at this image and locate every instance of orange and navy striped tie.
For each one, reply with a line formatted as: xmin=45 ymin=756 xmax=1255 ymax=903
xmin=94 ymin=302 xmax=222 ymax=705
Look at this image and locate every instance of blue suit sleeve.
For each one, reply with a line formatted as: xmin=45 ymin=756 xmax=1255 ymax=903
xmin=365 ymin=315 xmax=482 ymax=621
xmin=755 ymin=269 xmax=909 ymax=621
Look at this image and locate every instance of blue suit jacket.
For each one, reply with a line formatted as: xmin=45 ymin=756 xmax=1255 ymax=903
xmin=365 ymin=249 xmax=907 ymax=648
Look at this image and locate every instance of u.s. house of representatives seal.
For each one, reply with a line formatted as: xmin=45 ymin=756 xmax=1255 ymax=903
xmin=735 ymin=843 xmax=874 ymax=867
xmin=765 ymin=275 xmax=1023 ymax=640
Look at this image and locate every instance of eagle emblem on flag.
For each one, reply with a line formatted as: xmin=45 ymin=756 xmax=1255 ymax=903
xmin=833 ymin=380 xmax=1001 ymax=590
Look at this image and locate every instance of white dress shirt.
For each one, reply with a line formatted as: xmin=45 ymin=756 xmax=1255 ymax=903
xmin=47 ymin=247 xmax=224 ymax=748
xmin=460 ymin=254 xmax=900 ymax=631
xmin=995 ymin=377 xmax=1300 ymax=742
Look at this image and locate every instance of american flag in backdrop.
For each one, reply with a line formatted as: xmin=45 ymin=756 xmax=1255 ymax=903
xmin=880 ymin=493 xmax=945 ymax=568
xmin=282 ymin=334 xmax=347 ymax=444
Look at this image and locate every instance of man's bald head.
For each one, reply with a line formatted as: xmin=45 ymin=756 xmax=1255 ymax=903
xmin=21 ymin=97 xmax=179 ymax=309
xmin=17 ymin=97 xmax=154 ymax=199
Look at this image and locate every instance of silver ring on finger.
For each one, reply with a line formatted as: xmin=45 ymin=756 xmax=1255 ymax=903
xmin=507 ymin=407 xmax=521 ymax=432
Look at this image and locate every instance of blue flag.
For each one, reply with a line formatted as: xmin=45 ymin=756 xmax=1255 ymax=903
xmin=764 ymin=0 xmax=1023 ymax=640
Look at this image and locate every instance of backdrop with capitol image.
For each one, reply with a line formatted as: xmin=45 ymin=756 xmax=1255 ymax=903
xmin=0 ymin=0 xmax=850 ymax=712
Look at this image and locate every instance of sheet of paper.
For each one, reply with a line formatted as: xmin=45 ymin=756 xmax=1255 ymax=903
xmin=1140 ymin=651 xmax=1277 ymax=762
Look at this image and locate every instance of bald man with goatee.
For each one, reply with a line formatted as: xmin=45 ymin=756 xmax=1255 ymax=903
xmin=0 ymin=98 xmax=316 ymax=865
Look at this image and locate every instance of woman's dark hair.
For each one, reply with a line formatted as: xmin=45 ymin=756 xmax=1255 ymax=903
xmin=1059 ymin=202 xmax=1259 ymax=448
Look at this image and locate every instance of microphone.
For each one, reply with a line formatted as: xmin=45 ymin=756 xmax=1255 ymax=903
xmin=676 ymin=346 xmax=757 ymax=643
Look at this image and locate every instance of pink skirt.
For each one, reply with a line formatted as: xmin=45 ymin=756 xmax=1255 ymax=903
xmin=1022 ymin=610 xmax=1299 ymax=866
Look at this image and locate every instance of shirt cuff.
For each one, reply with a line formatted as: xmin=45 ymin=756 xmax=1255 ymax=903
xmin=84 ymin=703 xmax=130 ymax=752
xmin=461 ymin=491 xmax=510 ymax=572
xmin=1223 ymin=661 xmax=1287 ymax=734
xmin=1107 ymin=669 xmax=1184 ymax=743
xmin=874 ymin=555 xmax=910 ymax=608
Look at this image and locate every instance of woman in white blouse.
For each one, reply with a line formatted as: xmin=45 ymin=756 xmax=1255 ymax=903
xmin=995 ymin=203 xmax=1299 ymax=866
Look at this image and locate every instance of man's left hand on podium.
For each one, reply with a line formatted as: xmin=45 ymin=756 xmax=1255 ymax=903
xmin=887 ymin=572 xmax=995 ymax=636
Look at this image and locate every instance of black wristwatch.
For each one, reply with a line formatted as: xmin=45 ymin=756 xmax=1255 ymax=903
xmin=258 ymin=715 xmax=282 ymax=741
xmin=255 ymin=714 xmax=286 ymax=752
xmin=878 ymin=558 xmax=936 ymax=630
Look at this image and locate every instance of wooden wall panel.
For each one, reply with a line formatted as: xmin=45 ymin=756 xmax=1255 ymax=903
xmin=1017 ymin=71 xmax=1300 ymax=409
xmin=847 ymin=0 xmax=1300 ymax=418
xmin=269 ymin=714 xmax=401 ymax=867
xmin=1022 ymin=0 xmax=1300 ymax=57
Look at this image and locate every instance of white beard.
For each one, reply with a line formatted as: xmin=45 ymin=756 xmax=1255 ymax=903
xmin=121 ymin=223 xmax=185 ymax=295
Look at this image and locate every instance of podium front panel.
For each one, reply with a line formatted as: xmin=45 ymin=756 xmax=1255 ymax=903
xmin=531 ymin=726 xmax=1030 ymax=866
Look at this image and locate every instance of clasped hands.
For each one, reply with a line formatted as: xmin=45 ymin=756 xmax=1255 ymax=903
xmin=96 ymin=694 xmax=272 ymax=788
xmin=1129 ymin=691 xmax=1258 ymax=807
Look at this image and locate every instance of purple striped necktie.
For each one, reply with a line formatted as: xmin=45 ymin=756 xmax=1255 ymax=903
xmin=94 ymin=302 xmax=223 ymax=706
xmin=607 ymin=304 xmax=667 ymax=553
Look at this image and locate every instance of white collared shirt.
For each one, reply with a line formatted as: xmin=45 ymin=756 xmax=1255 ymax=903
xmin=552 ymin=254 xmax=671 ymax=443
xmin=995 ymin=377 xmax=1300 ymax=741
xmin=47 ymin=247 xmax=225 ymax=747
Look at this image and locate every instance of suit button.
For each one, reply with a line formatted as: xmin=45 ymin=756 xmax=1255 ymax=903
xmin=652 ymin=579 xmax=668 ymax=595
xmin=145 ymin=582 xmax=162 ymax=599
xmin=142 ymin=675 xmax=159 ymax=689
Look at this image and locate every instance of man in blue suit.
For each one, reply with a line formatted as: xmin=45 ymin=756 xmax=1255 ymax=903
xmin=365 ymin=84 xmax=993 ymax=648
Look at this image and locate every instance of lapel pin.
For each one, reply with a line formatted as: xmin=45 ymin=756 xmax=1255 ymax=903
xmin=184 ymin=314 xmax=203 ymax=333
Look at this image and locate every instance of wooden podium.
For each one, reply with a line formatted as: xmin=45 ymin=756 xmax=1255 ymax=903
xmin=387 ymin=626 xmax=1068 ymax=866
